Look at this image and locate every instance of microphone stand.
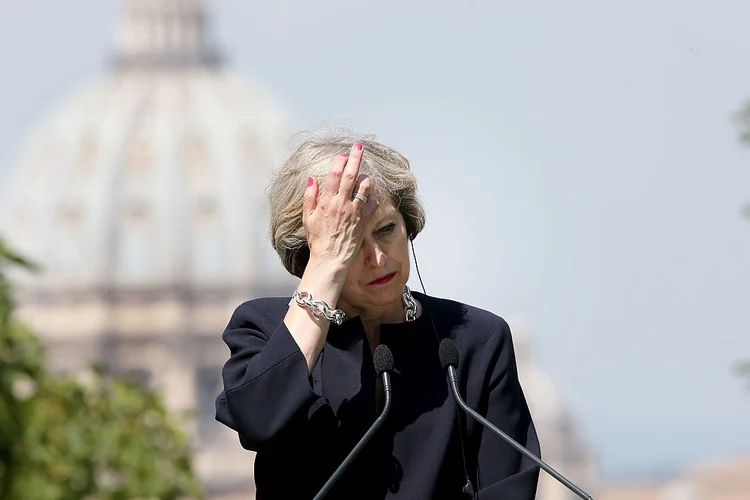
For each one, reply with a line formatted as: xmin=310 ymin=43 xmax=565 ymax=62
xmin=445 ymin=364 xmax=593 ymax=500
xmin=312 ymin=348 xmax=393 ymax=500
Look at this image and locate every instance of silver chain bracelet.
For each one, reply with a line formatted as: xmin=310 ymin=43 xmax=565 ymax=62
xmin=292 ymin=290 xmax=345 ymax=325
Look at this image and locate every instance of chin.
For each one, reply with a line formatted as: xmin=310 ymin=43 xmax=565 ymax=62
xmin=343 ymin=274 xmax=408 ymax=312
xmin=369 ymin=279 xmax=405 ymax=304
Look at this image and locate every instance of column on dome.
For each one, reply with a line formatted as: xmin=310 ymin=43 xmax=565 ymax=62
xmin=114 ymin=0 xmax=219 ymax=67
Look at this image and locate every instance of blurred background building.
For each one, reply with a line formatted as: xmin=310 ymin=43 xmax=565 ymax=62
xmin=510 ymin=318 xmax=599 ymax=499
xmin=4 ymin=1 xmax=747 ymax=499
xmin=598 ymin=456 xmax=750 ymax=500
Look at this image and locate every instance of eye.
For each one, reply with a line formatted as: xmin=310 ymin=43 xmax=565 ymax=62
xmin=378 ymin=223 xmax=396 ymax=235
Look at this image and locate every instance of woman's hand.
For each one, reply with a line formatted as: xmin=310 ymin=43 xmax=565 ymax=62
xmin=303 ymin=143 xmax=378 ymax=274
xmin=286 ymin=143 xmax=378 ymax=372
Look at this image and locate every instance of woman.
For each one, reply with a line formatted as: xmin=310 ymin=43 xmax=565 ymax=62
xmin=215 ymin=133 xmax=541 ymax=499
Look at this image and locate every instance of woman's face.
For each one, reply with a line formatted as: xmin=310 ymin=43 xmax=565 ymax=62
xmin=338 ymin=197 xmax=410 ymax=319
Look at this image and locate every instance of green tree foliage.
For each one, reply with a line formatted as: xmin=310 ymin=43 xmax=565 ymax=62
xmin=735 ymin=102 xmax=750 ymax=144
xmin=734 ymin=103 xmax=750 ymax=387
xmin=735 ymin=362 xmax=750 ymax=391
xmin=0 ymin=238 xmax=204 ymax=499
xmin=735 ymin=103 xmax=750 ymax=219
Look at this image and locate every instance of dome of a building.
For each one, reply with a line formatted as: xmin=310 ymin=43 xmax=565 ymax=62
xmin=0 ymin=1 xmax=297 ymax=496
xmin=1 ymin=0 xmax=295 ymax=296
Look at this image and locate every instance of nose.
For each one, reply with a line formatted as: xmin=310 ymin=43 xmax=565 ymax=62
xmin=363 ymin=242 xmax=388 ymax=268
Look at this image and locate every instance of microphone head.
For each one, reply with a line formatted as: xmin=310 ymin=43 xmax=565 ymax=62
xmin=439 ymin=338 xmax=460 ymax=369
xmin=373 ymin=344 xmax=394 ymax=375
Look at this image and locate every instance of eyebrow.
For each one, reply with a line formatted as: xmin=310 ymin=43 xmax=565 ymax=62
xmin=375 ymin=215 xmax=396 ymax=226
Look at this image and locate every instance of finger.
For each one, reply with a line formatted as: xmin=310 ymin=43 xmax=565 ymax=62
xmin=322 ymin=153 xmax=349 ymax=198
xmin=350 ymin=174 xmax=371 ymax=211
xmin=337 ymin=143 xmax=363 ymax=199
xmin=351 ymin=173 xmax=367 ymax=200
xmin=361 ymin=194 xmax=379 ymax=220
xmin=302 ymin=176 xmax=318 ymax=224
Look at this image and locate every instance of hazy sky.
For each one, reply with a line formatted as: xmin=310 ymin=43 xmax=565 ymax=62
xmin=1 ymin=0 xmax=749 ymax=481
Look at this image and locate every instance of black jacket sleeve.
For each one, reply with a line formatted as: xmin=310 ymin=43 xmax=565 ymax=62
xmin=214 ymin=300 xmax=322 ymax=452
xmin=474 ymin=321 xmax=541 ymax=499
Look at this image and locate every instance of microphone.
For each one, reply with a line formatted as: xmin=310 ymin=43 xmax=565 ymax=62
xmin=312 ymin=344 xmax=395 ymax=500
xmin=438 ymin=338 xmax=593 ymax=500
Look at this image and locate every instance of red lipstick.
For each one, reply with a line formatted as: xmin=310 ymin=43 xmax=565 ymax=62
xmin=368 ymin=272 xmax=396 ymax=285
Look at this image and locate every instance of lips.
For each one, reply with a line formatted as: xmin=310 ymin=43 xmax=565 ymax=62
xmin=368 ymin=272 xmax=396 ymax=285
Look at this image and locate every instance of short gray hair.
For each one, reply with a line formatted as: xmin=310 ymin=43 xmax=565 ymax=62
xmin=266 ymin=130 xmax=426 ymax=278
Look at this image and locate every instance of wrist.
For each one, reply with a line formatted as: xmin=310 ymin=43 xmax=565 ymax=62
xmin=292 ymin=289 xmax=345 ymax=325
xmin=305 ymin=254 xmax=350 ymax=284
xmin=298 ymin=256 xmax=349 ymax=305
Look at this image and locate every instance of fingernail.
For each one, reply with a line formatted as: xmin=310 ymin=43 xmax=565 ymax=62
xmin=355 ymin=143 xmax=363 ymax=151
xmin=339 ymin=153 xmax=348 ymax=157
xmin=307 ymin=177 xmax=313 ymax=187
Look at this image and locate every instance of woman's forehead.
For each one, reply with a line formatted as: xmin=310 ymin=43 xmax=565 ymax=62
xmin=372 ymin=197 xmax=400 ymax=220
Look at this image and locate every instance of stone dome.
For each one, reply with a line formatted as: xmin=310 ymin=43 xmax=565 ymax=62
xmin=0 ymin=3 xmax=299 ymax=495
xmin=0 ymin=0 xmax=296 ymax=296
xmin=505 ymin=317 xmax=598 ymax=499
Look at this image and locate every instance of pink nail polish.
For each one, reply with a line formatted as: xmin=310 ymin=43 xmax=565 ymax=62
xmin=307 ymin=177 xmax=313 ymax=187
xmin=339 ymin=153 xmax=348 ymax=157
xmin=355 ymin=143 xmax=363 ymax=151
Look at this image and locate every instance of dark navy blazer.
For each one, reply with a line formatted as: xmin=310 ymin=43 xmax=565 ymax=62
xmin=215 ymin=291 xmax=540 ymax=499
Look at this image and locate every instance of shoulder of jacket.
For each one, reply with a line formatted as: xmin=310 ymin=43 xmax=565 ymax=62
xmin=420 ymin=292 xmax=511 ymax=346
xmin=232 ymin=296 xmax=291 ymax=325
